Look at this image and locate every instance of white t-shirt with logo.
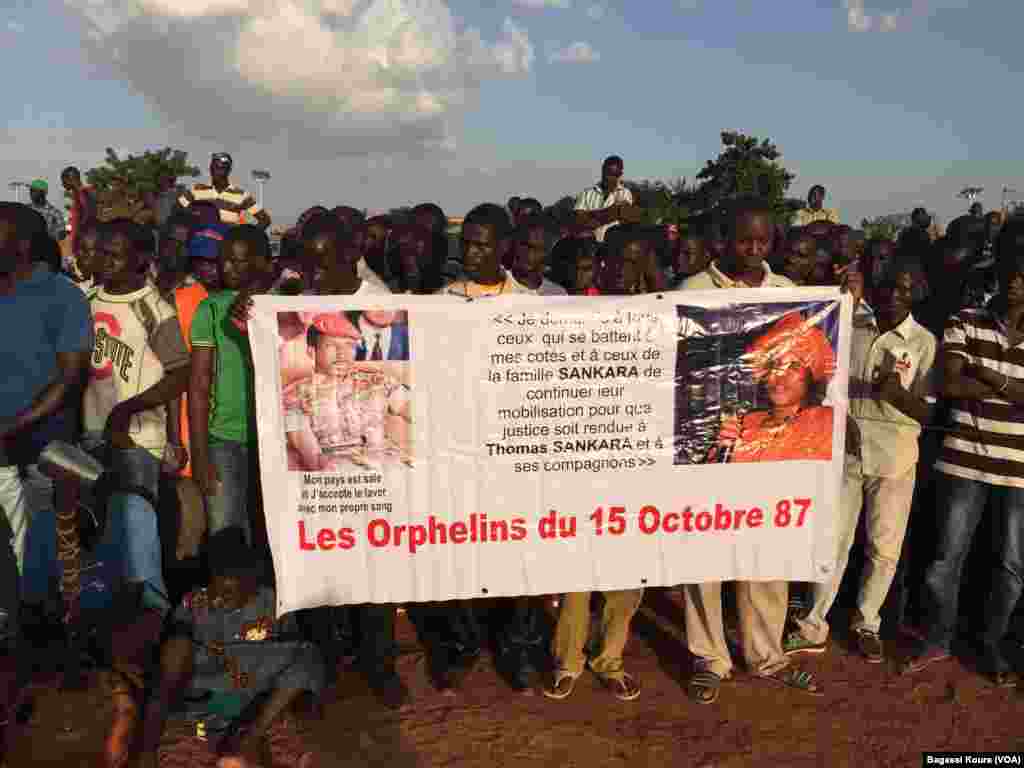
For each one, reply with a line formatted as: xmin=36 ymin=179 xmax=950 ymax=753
xmin=84 ymin=283 xmax=191 ymax=459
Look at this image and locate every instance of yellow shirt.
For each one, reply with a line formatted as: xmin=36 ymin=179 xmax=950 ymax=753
xmin=438 ymin=272 xmax=536 ymax=298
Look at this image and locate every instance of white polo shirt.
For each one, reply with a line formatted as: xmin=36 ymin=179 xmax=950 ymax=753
xmin=678 ymin=260 xmax=795 ymax=290
xmin=574 ymin=183 xmax=634 ymax=243
xmin=848 ymin=309 xmax=937 ymax=477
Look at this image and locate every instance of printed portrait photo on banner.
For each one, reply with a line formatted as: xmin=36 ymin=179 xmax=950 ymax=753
xmin=276 ymin=310 xmax=413 ymax=472
xmin=673 ymin=300 xmax=839 ymax=465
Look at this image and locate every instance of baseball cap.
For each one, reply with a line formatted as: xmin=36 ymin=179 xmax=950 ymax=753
xmin=29 ymin=179 xmax=47 ymax=192
xmin=188 ymin=223 xmax=229 ymax=261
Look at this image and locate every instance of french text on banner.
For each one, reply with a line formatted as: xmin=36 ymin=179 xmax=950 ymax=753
xmin=249 ymin=290 xmax=852 ymax=614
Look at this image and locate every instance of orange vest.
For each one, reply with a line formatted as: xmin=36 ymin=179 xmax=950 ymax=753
xmin=173 ymin=282 xmax=210 ymax=477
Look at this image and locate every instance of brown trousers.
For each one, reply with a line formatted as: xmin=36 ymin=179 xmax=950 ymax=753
xmin=683 ymin=580 xmax=789 ymax=678
xmin=552 ymin=589 xmax=644 ymax=679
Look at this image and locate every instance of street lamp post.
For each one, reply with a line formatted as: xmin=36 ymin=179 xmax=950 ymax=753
xmin=8 ymin=181 xmax=29 ymax=203
xmin=958 ymin=186 xmax=984 ymax=211
xmin=252 ymin=170 xmax=271 ymax=211
xmin=1004 ymin=187 xmax=1019 ymax=216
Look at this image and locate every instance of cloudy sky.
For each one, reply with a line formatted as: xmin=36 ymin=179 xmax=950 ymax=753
xmin=0 ymin=0 xmax=1018 ymax=227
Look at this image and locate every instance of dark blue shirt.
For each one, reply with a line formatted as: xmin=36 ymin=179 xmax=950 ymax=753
xmin=0 ymin=265 xmax=92 ymax=421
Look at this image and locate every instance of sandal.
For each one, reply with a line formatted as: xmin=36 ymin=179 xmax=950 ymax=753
xmin=687 ymin=670 xmax=723 ymax=705
xmin=542 ymin=671 xmax=578 ymax=700
xmin=596 ymin=672 xmax=641 ymax=702
xmin=758 ymin=667 xmax=824 ymax=696
xmin=989 ymin=670 xmax=1020 ymax=688
xmin=899 ymin=647 xmax=951 ymax=676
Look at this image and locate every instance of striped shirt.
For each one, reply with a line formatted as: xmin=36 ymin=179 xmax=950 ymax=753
xmin=935 ymin=304 xmax=1024 ymax=488
xmin=30 ymin=202 xmax=66 ymax=241
xmin=178 ymin=182 xmax=263 ymax=226
xmin=791 ymin=207 xmax=840 ymax=227
xmin=574 ymin=183 xmax=634 ymax=243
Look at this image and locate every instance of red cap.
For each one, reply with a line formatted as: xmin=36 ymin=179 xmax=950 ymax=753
xmin=311 ymin=313 xmax=360 ymax=340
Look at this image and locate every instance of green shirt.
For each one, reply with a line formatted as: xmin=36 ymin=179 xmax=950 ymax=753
xmin=190 ymin=290 xmax=256 ymax=443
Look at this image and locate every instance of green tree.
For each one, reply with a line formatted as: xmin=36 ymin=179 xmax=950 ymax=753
xmin=624 ymin=177 xmax=697 ymax=227
xmin=693 ymin=131 xmax=795 ymax=222
xmin=860 ymin=214 xmax=908 ymax=241
xmin=86 ymin=147 xmax=200 ymax=202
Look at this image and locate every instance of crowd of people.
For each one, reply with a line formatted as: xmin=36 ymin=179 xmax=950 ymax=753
xmin=0 ymin=149 xmax=1021 ymax=766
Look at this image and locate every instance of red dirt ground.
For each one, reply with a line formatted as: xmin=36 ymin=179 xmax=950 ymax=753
xmin=309 ymin=589 xmax=1024 ymax=768
xmin=8 ymin=588 xmax=1023 ymax=767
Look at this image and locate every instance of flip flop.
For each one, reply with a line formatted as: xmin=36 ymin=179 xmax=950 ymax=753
xmin=542 ymin=671 xmax=579 ymax=700
xmin=596 ymin=672 xmax=641 ymax=702
xmin=687 ymin=670 xmax=723 ymax=705
xmin=990 ymin=670 xmax=1020 ymax=688
xmin=757 ymin=667 xmax=824 ymax=697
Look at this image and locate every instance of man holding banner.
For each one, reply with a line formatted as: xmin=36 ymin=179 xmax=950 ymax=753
xmin=431 ymin=203 xmax=544 ymax=693
xmin=676 ymin=197 xmax=826 ymax=704
xmin=543 ymin=225 xmax=656 ymax=702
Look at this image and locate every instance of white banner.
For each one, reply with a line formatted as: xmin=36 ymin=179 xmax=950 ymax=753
xmin=249 ymin=289 xmax=852 ymax=616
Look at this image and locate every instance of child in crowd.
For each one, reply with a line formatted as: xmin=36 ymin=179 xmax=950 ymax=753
xmin=138 ymin=527 xmax=323 ymax=768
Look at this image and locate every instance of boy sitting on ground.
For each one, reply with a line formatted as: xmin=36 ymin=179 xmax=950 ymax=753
xmin=138 ymin=527 xmax=324 ymax=768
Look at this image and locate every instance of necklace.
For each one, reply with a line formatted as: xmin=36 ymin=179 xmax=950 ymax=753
xmin=468 ymin=275 xmax=507 ymax=298
xmin=763 ymin=410 xmax=801 ymax=433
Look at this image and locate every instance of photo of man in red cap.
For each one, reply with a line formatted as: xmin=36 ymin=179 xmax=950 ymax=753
xmin=280 ymin=312 xmax=411 ymax=472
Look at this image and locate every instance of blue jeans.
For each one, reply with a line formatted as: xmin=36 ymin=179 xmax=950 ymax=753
xmin=23 ymin=443 xmax=168 ymax=613
xmin=921 ymin=474 xmax=1024 ymax=653
xmin=206 ymin=440 xmax=256 ymax=543
xmin=983 ymin=488 xmax=1024 ymax=668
